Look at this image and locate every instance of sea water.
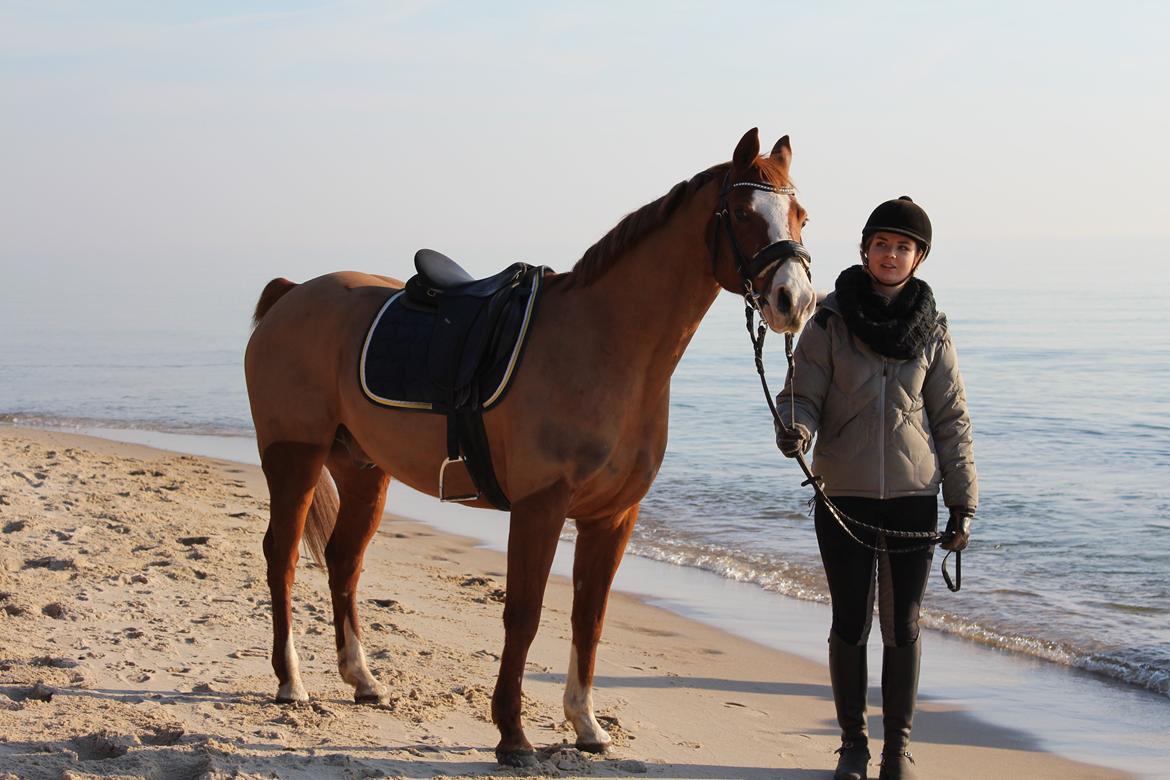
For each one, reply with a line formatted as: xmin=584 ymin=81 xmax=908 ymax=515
xmin=3 ymin=282 xmax=1169 ymax=773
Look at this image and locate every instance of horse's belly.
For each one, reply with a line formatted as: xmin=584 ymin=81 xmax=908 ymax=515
xmin=336 ymin=399 xmax=503 ymax=510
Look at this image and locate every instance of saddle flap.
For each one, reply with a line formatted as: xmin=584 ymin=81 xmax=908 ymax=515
xmin=428 ymin=295 xmax=499 ymax=396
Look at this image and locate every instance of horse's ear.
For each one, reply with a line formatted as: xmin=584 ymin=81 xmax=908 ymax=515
xmin=732 ymin=128 xmax=760 ymax=172
xmin=771 ymin=135 xmax=792 ymax=172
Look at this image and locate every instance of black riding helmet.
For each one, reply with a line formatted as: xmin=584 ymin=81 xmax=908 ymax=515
xmin=862 ymin=196 xmax=932 ymax=259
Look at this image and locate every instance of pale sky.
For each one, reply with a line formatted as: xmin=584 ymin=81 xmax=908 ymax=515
xmin=2 ymin=1 xmax=1168 ymax=332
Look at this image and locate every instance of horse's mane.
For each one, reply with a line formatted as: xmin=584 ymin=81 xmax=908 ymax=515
xmin=568 ymin=163 xmax=727 ymax=287
xmin=569 ymin=156 xmax=792 ymax=287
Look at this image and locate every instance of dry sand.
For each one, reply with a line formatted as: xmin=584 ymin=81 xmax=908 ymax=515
xmin=0 ymin=427 xmax=1126 ymax=779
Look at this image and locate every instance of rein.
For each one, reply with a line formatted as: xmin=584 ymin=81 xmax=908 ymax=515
xmin=742 ymin=301 xmax=961 ymax=593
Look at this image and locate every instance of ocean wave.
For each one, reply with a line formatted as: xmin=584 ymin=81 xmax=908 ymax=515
xmin=1080 ymin=652 xmax=1170 ymax=697
xmin=616 ymin=532 xmax=1170 ymax=699
xmin=0 ymin=413 xmax=252 ymax=439
xmin=620 ymin=537 xmax=829 ymax=604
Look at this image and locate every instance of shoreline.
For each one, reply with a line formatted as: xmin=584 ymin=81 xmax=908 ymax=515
xmin=0 ymin=424 xmax=1153 ymax=777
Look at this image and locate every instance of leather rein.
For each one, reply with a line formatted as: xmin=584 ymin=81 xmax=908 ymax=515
xmin=709 ymin=174 xmax=960 ymax=592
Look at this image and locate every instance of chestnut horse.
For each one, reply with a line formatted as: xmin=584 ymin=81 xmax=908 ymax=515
xmin=244 ymin=128 xmax=816 ymax=765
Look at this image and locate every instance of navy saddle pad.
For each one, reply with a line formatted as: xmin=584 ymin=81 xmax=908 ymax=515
xmin=359 ymin=263 xmax=545 ymax=411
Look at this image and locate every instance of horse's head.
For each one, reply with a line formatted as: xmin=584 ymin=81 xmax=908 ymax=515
xmin=711 ymin=128 xmax=818 ymax=334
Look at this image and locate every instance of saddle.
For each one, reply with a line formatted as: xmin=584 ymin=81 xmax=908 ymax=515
xmin=359 ymin=249 xmax=550 ymax=510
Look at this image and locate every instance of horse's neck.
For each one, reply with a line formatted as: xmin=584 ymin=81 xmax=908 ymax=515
xmin=568 ymin=189 xmax=721 ymax=388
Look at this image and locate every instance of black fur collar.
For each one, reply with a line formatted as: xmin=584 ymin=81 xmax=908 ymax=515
xmin=834 ymin=265 xmax=937 ymax=359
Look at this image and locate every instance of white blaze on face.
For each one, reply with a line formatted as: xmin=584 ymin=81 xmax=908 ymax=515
xmin=563 ymin=646 xmax=611 ymax=747
xmin=750 ymin=189 xmax=793 ymax=243
xmin=748 ymin=189 xmax=817 ymax=333
xmin=337 ymin=618 xmax=382 ymax=701
xmin=277 ymin=630 xmax=309 ymax=702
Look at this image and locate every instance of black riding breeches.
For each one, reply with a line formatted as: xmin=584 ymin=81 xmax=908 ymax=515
xmin=815 ymin=495 xmax=938 ymax=648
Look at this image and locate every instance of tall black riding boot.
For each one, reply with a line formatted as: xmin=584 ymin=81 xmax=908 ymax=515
xmin=828 ymin=632 xmax=870 ymax=780
xmin=878 ymin=641 xmax=921 ymax=780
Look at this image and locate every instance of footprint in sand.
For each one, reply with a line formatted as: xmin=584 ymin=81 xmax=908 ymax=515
xmin=178 ymin=536 xmax=211 ymax=546
xmin=141 ymin=724 xmax=185 ymax=746
xmin=8 ymin=682 xmax=55 ymax=702
xmin=23 ymin=556 xmax=75 ymax=571
xmin=10 ymin=470 xmax=44 ymax=488
xmin=71 ymin=731 xmax=130 ymax=760
xmin=227 ymin=648 xmax=266 ymax=659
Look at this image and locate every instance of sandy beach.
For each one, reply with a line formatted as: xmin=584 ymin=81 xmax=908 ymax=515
xmin=0 ymin=427 xmax=1126 ymax=779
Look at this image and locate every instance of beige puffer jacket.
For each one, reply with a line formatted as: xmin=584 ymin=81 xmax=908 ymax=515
xmin=776 ymin=292 xmax=978 ymax=509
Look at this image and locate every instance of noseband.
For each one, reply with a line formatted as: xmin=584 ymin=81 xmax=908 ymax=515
xmin=710 ymin=176 xmax=812 ymax=312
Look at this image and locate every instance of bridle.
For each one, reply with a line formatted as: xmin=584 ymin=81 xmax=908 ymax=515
xmin=709 ymin=173 xmax=812 ymax=313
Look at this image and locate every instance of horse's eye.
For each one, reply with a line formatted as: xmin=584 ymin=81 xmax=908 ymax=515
xmin=734 ymin=208 xmax=749 ymax=222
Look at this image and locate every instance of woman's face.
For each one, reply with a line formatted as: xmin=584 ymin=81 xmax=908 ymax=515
xmin=864 ymin=231 xmax=922 ymax=290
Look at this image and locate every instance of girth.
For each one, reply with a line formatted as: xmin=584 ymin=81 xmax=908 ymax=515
xmin=359 ymin=250 xmax=550 ymax=510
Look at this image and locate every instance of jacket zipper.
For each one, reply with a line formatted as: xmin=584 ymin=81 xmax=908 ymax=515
xmin=879 ymin=357 xmax=887 ymax=499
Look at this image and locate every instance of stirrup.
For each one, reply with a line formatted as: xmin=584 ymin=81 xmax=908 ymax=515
xmin=438 ymin=456 xmax=479 ymax=503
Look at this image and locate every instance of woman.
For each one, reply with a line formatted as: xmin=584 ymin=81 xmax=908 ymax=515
xmin=775 ymin=197 xmax=977 ymax=780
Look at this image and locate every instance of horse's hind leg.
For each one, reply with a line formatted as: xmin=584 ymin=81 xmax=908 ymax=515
xmin=492 ymin=480 xmax=570 ymax=767
xmin=322 ymin=451 xmax=390 ymax=704
xmin=261 ymin=441 xmax=329 ymax=703
xmin=564 ymin=504 xmax=638 ymax=752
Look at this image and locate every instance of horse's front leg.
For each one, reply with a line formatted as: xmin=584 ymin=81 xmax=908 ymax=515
xmin=491 ymin=480 xmax=570 ymax=767
xmin=564 ymin=504 xmax=638 ymax=752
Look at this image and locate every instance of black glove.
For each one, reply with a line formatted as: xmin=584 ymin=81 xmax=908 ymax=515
xmin=775 ymin=421 xmax=811 ymax=458
xmin=941 ymin=506 xmax=974 ymax=552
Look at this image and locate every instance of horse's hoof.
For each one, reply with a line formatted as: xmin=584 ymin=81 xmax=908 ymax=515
xmin=275 ymin=682 xmax=309 ymax=704
xmin=354 ymin=692 xmax=384 ymax=706
xmin=495 ymin=748 xmax=538 ymax=767
xmin=576 ymin=741 xmax=611 ymax=755
xmin=275 ymin=695 xmax=308 ymax=705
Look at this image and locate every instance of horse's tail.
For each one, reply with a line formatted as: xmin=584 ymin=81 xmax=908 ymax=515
xmin=252 ymin=277 xmax=298 ymax=327
xmin=302 ymin=467 xmax=339 ymax=568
